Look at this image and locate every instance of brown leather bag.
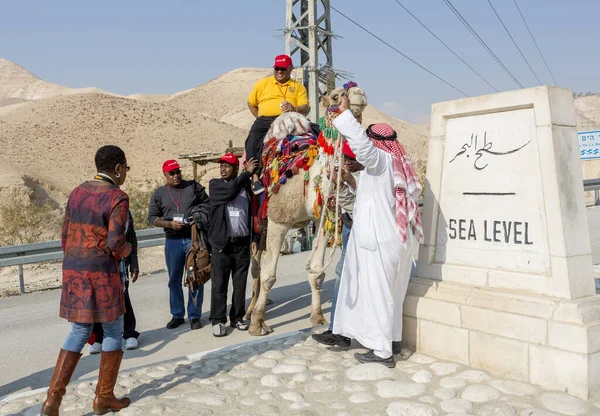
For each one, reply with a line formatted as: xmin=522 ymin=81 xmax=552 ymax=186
xmin=184 ymin=225 xmax=211 ymax=293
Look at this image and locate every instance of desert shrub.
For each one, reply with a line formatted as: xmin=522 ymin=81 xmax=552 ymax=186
xmin=0 ymin=188 xmax=61 ymax=246
xmin=124 ymin=179 xmax=163 ymax=230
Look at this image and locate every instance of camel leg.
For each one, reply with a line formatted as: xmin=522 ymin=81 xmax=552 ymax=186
xmin=244 ymin=250 xmax=262 ymax=321
xmin=307 ymin=230 xmax=330 ymax=327
xmin=249 ymin=220 xmax=290 ymax=336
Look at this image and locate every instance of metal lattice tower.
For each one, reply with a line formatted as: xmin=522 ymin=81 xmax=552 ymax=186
xmin=285 ymin=0 xmax=337 ymax=121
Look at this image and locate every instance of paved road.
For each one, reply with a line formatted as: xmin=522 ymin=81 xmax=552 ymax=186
xmin=2 ymin=208 xmax=600 ymax=398
xmin=0 ymin=250 xmax=340 ymax=398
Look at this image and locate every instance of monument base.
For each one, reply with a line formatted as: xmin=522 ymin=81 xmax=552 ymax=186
xmin=403 ymin=277 xmax=600 ymax=402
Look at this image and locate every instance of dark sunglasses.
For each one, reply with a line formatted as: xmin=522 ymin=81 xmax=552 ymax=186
xmin=167 ymin=169 xmax=181 ymax=176
xmin=274 ymin=67 xmax=288 ymax=72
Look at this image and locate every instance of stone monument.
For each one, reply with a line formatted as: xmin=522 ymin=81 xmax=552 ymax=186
xmin=406 ymin=86 xmax=600 ymax=401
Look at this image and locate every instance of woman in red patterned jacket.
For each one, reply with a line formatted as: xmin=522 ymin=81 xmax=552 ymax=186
xmin=41 ymin=145 xmax=132 ymax=416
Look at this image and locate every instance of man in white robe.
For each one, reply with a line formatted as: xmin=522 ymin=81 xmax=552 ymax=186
xmin=329 ymin=94 xmax=424 ymax=367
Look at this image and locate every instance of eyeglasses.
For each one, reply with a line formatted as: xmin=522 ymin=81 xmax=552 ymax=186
xmin=167 ymin=170 xmax=181 ymax=176
xmin=273 ymin=67 xmax=288 ymax=72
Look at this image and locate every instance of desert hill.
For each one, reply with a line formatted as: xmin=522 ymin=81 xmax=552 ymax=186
xmin=0 ymin=93 xmax=248 ymax=196
xmin=0 ymin=58 xmax=115 ymax=101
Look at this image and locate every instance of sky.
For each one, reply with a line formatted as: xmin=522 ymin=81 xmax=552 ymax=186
xmin=1 ymin=0 xmax=598 ymax=124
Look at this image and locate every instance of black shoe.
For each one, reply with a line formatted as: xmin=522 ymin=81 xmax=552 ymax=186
xmin=312 ymin=330 xmax=351 ymax=347
xmin=392 ymin=341 xmax=402 ymax=355
xmin=354 ymin=350 xmax=395 ymax=368
xmin=252 ymin=181 xmax=265 ymax=195
xmin=190 ymin=319 xmax=202 ymax=330
xmin=166 ymin=317 xmax=185 ymax=329
xmin=231 ymin=321 xmax=249 ymax=331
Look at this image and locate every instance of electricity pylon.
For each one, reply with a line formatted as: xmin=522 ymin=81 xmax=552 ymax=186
xmin=285 ymin=0 xmax=342 ymax=121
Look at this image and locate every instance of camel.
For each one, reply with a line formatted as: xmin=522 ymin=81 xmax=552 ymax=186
xmin=245 ymin=86 xmax=367 ymax=336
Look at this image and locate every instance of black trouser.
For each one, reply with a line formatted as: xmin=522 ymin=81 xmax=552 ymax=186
xmin=92 ymin=281 xmax=139 ymax=341
xmin=209 ymin=236 xmax=251 ymax=325
xmin=245 ymin=116 xmax=277 ymax=176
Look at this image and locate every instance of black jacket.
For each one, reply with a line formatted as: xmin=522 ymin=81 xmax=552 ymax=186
xmin=124 ymin=211 xmax=139 ymax=273
xmin=208 ymin=171 xmax=259 ymax=252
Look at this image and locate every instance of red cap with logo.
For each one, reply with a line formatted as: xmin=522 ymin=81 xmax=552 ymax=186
xmin=216 ymin=153 xmax=239 ymax=166
xmin=162 ymin=159 xmax=181 ymax=173
xmin=273 ymin=54 xmax=293 ymax=68
xmin=342 ymin=141 xmax=356 ymax=160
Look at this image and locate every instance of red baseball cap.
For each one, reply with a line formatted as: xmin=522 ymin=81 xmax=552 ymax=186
xmin=273 ymin=54 xmax=293 ymax=69
xmin=342 ymin=141 xmax=356 ymax=160
xmin=216 ymin=153 xmax=239 ymax=166
xmin=162 ymin=159 xmax=181 ymax=173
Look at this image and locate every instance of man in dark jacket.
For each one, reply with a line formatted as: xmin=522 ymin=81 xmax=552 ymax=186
xmin=89 ymin=210 xmax=140 ymax=352
xmin=148 ymin=160 xmax=210 ymax=331
xmin=208 ymin=154 xmax=259 ymax=337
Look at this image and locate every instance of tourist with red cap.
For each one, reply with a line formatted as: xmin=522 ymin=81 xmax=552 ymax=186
xmin=324 ymin=94 xmax=424 ymax=368
xmin=313 ymin=140 xmax=363 ymax=348
xmin=207 ymin=154 xmax=260 ymax=337
xmin=148 ymin=159 xmax=210 ymax=331
xmin=246 ymin=54 xmax=309 ymax=195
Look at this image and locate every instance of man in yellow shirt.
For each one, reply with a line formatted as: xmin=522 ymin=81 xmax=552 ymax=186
xmin=246 ymin=54 xmax=309 ymax=194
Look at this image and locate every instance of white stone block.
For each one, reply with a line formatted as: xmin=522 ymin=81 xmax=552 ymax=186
xmin=547 ymin=321 xmax=597 ymax=354
xmin=529 ymin=344 xmax=588 ymax=398
xmin=402 ymin=316 xmax=418 ymax=351
xmin=553 ymin=297 xmax=600 ymax=324
xmin=419 ymin=320 xmax=468 ymax=365
xmin=588 ymin=351 xmax=600 ymax=405
xmin=403 ymin=295 xmax=461 ymax=327
xmin=466 ymin=288 xmax=557 ymax=319
xmin=469 ymin=331 xmax=529 ymax=381
xmin=408 ymin=278 xmax=472 ymax=304
xmin=462 ymin=305 xmax=547 ymax=344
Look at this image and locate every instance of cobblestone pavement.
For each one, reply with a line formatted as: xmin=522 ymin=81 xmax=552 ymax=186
xmin=2 ymin=329 xmax=599 ymax=416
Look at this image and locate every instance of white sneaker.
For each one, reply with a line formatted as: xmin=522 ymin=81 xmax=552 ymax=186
xmin=125 ymin=337 xmax=139 ymax=350
xmin=89 ymin=342 xmax=101 ymax=355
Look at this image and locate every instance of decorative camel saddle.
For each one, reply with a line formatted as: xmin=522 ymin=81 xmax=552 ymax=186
xmin=256 ymin=83 xmax=367 ymax=246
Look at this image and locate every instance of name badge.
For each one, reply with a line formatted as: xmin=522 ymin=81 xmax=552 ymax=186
xmin=229 ymin=210 xmax=240 ymax=218
xmin=173 ymin=214 xmax=184 ymax=223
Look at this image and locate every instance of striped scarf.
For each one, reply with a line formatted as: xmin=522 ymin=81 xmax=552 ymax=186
xmin=367 ymin=124 xmax=424 ymax=246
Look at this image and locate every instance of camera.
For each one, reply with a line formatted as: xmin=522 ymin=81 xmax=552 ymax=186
xmin=182 ymin=218 xmax=193 ymax=225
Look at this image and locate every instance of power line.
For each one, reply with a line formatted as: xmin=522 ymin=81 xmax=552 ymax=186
xmin=513 ymin=0 xmax=558 ymax=85
xmin=330 ymin=5 xmax=469 ymax=97
xmin=487 ymin=0 xmax=542 ymax=85
xmin=442 ymin=0 xmax=524 ymax=89
xmin=392 ymin=0 xmax=499 ymax=92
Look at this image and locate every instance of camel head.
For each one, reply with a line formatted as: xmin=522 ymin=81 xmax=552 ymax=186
xmin=326 ymin=86 xmax=367 ymax=119
xmin=265 ymin=112 xmax=313 ymax=142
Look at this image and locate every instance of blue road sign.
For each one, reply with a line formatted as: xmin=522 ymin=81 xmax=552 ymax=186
xmin=579 ymin=130 xmax=600 ymax=161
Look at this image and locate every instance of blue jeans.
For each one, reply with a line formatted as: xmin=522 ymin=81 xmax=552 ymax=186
xmin=63 ymin=315 xmax=124 ymax=352
xmin=329 ymin=223 xmax=351 ymax=331
xmin=165 ymin=238 xmax=203 ymax=319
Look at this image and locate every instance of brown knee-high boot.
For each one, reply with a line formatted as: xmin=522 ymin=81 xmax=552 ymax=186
xmin=92 ymin=350 xmax=130 ymax=415
xmin=41 ymin=349 xmax=82 ymax=416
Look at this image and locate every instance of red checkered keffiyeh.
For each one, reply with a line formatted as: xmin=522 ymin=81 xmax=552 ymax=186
xmin=366 ymin=123 xmax=424 ymax=246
